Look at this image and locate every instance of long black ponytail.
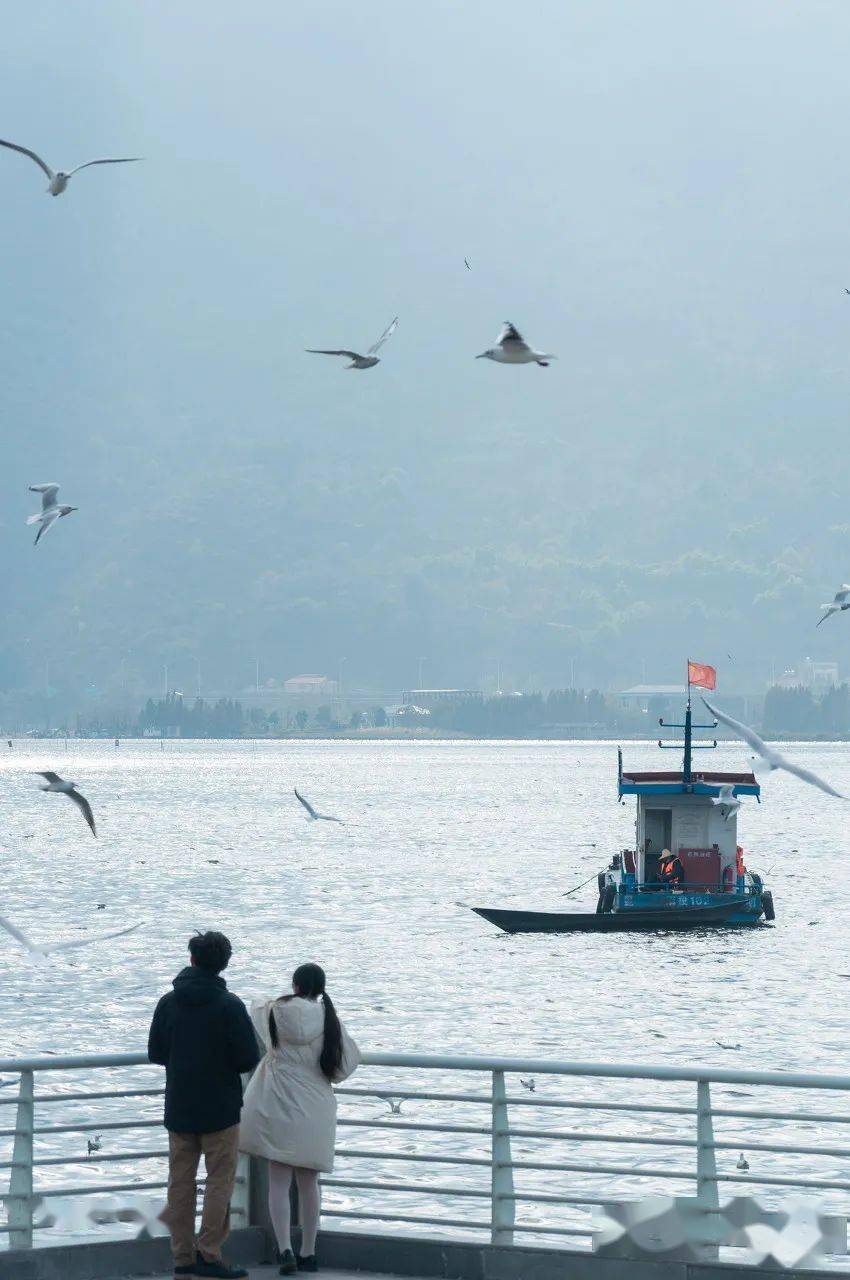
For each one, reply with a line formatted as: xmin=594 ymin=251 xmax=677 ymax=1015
xmin=268 ymin=962 xmax=343 ymax=1082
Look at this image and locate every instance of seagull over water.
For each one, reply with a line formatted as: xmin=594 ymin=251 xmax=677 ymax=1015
xmin=0 ymin=914 xmax=140 ymax=958
xmin=476 ymin=322 xmax=555 ymax=367
xmin=36 ymin=772 xmax=97 ymax=836
xmin=306 ymin=316 xmax=398 ymax=370
xmin=0 ymin=137 xmax=140 ymax=196
xmin=817 ymin=584 xmax=850 ymax=627
xmin=294 ymin=788 xmax=344 ymax=823
xmin=27 ymin=484 xmax=77 ymax=546
xmin=711 ymin=783 xmax=741 ymax=822
xmin=702 ymin=697 xmax=844 ymax=799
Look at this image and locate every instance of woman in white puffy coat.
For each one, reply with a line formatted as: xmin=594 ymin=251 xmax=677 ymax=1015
xmin=239 ymin=963 xmax=360 ymax=1274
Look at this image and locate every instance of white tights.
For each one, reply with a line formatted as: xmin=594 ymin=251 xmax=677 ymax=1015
xmin=268 ymin=1161 xmax=321 ymax=1257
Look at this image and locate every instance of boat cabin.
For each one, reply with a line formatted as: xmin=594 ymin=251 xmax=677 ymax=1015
xmin=618 ymin=768 xmax=759 ymax=890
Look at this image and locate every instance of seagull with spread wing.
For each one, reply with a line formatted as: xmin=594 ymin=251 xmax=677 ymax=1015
xmin=0 ymin=137 xmax=140 ymax=196
xmin=476 ymin=321 xmax=555 ymax=367
xmin=0 ymin=914 xmax=140 ymax=958
xmin=306 ymin=316 xmax=398 ymax=369
xmin=294 ymin=788 xmax=343 ymax=823
xmin=27 ymin=484 xmax=77 ymax=546
xmin=702 ymin=697 xmax=844 ymax=799
xmin=36 ymin=772 xmax=97 ymax=836
xmin=711 ymin=783 xmax=741 ymax=822
xmin=817 ymin=584 xmax=850 ymax=627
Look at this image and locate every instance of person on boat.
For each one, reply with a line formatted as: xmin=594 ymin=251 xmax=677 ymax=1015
xmin=239 ymin=963 xmax=360 ymax=1274
xmin=659 ymin=850 xmax=685 ymax=888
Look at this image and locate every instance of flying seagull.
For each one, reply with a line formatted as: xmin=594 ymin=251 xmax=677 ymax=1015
xmin=711 ymin=783 xmax=741 ymax=822
xmin=702 ymin=697 xmax=844 ymax=799
xmin=737 ymin=1152 xmax=750 ymax=1171
xmin=0 ymin=914 xmax=140 ymax=958
xmin=306 ymin=316 xmax=398 ymax=369
xmin=294 ymin=788 xmax=343 ymax=823
xmin=27 ymin=484 xmax=77 ymax=546
xmin=464 ymin=257 xmax=471 ymax=270
xmin=36 ymin=772 xmax=97 ymax=836
xmin=0 ymin=138 xmax=140 ymax=196
xmin=476 ymin=321 xmax=555 ymax=367
xmin=817 ymin=584 xmax=850 ymax=627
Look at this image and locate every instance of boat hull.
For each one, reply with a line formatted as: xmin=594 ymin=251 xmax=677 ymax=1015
xmin=472 ymin=900 xmax=761 ymax=934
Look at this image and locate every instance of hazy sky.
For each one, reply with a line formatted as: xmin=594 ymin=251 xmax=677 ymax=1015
xmin=3 ymin=3 xmax=850 ymax=699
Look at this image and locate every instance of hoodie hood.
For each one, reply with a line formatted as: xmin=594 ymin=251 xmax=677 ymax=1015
xmin=271 ymin=996 xmax=325 ymax=1045
xmin=172 ymin=965 xmax=227 ymax=1006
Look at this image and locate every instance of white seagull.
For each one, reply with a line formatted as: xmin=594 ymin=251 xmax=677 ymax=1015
xmin=0 ymin=138 xmax=140 ymax=196
xmin=27 ymin=484 xmax=77 ymax=546
xmin=306 ymin=316 xmax=398 ymax=369
xmin=0 ymin=914 xmax=141 ymax=958
xmin=702 ymin=697 xmax=844 ymax=799
xmin=711 ymin=783 xmax=741 ymax=822
xmin=476 ymin=322 xmax=555 ymax=367
xmin=36 ymin=772 xmax=97 ymax=836
xmin=817 ymin=584 xmax=850 ymax=627
xmin=294 ymin=788 xmax=343 ymax=823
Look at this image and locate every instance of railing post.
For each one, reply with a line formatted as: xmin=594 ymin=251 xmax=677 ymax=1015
xmin=696 ymin=1078 xmax=719 ymax=1261
xmin=7 ymin=1069 xmax=34 ymax=1249
xmin=230 ymin=1151 xmax=252 ymax=1231
xmin=490 ymin=1069 xmax=515 ymax=1246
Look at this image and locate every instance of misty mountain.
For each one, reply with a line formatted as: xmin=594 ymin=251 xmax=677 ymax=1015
xmin=3 ymin=2 xmax=850 ymax=702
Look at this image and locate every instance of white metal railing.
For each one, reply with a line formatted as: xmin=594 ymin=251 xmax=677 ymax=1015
xmin=2 ymin=1050 xmax=850 ymax=1254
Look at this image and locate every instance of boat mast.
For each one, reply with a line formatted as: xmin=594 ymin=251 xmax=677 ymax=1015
xmin=657 ymin=663 xmax=716 ymax=788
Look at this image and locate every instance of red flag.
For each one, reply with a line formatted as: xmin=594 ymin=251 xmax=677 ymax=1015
xmin=688 ymin=660 xmax=716 ymax=690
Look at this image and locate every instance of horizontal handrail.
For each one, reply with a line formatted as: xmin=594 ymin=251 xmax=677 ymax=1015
xmin=4 ymin=1048 xmax=850 ymax=1258
xmin=2 ymin=1049 xmax=850 ymax=1091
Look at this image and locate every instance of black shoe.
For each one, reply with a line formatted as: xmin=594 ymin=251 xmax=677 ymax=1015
xmin=279 ymin=1249 xmax=297 ymax=1275
xmin=193 ymin=1255 xmax=249 ymax=1279
xmin=297 ymin=1256 xmax=318 ymax=1273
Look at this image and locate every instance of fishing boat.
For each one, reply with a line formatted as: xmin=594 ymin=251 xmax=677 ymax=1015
xmin=472 ymin=690 xmax=774 ymax=934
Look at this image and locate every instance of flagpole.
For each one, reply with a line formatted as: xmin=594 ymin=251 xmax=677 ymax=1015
xmin=684 ymin=658 xmax=692 ymax=785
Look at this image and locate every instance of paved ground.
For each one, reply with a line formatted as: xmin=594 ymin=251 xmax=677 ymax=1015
xmin=122 ymin=1271 xmax=400 ymax=1279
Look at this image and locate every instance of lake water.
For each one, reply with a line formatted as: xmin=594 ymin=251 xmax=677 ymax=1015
xmin=0 ymin=737 xmax=846 ymax=1247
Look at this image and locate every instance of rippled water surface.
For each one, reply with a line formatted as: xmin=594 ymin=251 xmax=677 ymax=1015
xmin=0 ymin=736 xmax=841 ymax=1065
xmin=0 ymin=737 xmax=846 ymax=1246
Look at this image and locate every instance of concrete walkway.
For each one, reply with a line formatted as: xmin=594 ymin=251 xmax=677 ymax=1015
xmin=114 ymin=1272 xmax=401 ymax=1280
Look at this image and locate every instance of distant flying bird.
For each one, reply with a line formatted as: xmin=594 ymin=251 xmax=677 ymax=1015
xmin=376 ymin=1095 xmax=404 ymax=1114
xmin=520 ymin=1077 xmax=536 ymax=1092
xmin=845 ymin=289 xmax=850 ymax=295
xmin=737 ymin=1152 xmax=750 ymax=1171
xmin=306 ymin=316 xmax=398 ymax=369
xmin=711 ymin=784 xmax=741 ymax=822
xmin=703 ymin=697 xmax=844 ymax=799
xmin=0 ymin=914 xmax=140 ymax=958
xmin=0 ymin=138 xmax=140 ymax=196
xmin=87 ymin=1136 xmax=102 ymax=1155
xmin=464 ymin=257 xmax=471 ymax=270
xmin=294 ymin=788 xmax=343 ymax=823
xmin=27 ymin=484 xmax=77 ymax=546
xmin=715 ymin=1040 xmax=743 ymax=1051
xmin=36 ymin=771 xmax=97 ymax=836
xmin=816 ymin=584 xmax=850 ymax=627
xmin=476 ymin=321 xmax=555 ymax=367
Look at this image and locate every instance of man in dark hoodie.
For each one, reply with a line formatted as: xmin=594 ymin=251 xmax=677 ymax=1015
xmin=148 ymin=930 xmax=260 ymax=1280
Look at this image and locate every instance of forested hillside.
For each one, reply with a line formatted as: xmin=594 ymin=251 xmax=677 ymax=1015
xmin=3 ymin=3 xmax=850 ymax=706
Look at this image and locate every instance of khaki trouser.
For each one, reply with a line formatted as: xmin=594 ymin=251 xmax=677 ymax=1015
xmin=161 ymin=1124 xmax=240 ymax=1267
